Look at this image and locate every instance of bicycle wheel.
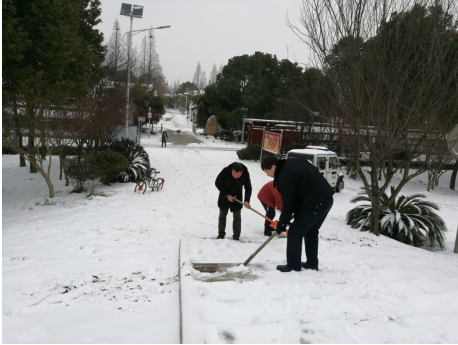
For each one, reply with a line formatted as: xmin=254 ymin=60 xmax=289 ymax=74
xmin=134 ymin=180 xmax=147 ymax=194
xmin=156 ymin=178 xmax=165 ymax=190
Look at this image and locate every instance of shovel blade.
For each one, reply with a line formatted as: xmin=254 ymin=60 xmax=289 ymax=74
xmin=192 ymin=263 xmax=241 ymax=273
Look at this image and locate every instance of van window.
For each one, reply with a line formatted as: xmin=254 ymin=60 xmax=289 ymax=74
xmin=329 ymin=157 xmax=338 ymax=169
xmin=317 ymin=157 xmax=326 ymax=170
xmin=287 ymin=152 xmax=314 ymax=163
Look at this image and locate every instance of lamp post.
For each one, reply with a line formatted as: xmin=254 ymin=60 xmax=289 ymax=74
xmin=120 ymin=3 xmax=170 ymax=139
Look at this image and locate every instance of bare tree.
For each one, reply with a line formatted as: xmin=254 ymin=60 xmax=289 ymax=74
xmin=75 ymin=78 xmax=125 ymax=153
xmin=288 ymin=0 xmax=458 ymax=236
xmin=193 ymin=62 xmax=202 ymax=90
xmin=199 ymin=71 xmax=207 ymax=91
xmin=209 ymin=64 xmax=218 ymax=85
xmin=3 ymin=106 xmax=67 ymax=198
xmin=425 ymin=144 xmax=456 ymax=191
xmin=106 ymin=19 xmax=128 ymax=82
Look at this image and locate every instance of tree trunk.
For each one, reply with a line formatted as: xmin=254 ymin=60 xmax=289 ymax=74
xmin=28 ymin=151 xmax=55 ymax=198
xmin=13 ymin=103 xmax=26 ymax=167
xmin=43 ymin=174 xmax=55 ymax=198
xmin=43 ymin=150 xmax=54 ymax=198
xmin=18 ymin=136 xmax=26 ymax=167
xmin=427 ymin=171 xmax=433 ymax=192
xmin=454 ymin=226 xmax=458 ymax=254
xmin=59 ymin=150 xmax=64 ymax=180
xmin=27 ymin=105 xmax=37 ymax=173
xmin=41 ymin=147 xmax=47 ymax=160
xmin=38 ymin=108 xmax=46 ymax=160
xmin=64 ymin=154 xmax=70 ymax=187
xmin=370 ymin=202 xmax=381 ymax=236
xmin=450 ymin=160 xmax=457 ymax=190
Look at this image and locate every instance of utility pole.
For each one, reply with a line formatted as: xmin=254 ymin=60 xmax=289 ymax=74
xmin=125 ymin=9 xmax=133 ymax=139
xmin=120 ymin=3 xmax=170 ymax=140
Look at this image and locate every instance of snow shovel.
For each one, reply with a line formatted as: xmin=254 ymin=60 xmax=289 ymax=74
xmin=192 ymin=198 xmax=283 ymax=273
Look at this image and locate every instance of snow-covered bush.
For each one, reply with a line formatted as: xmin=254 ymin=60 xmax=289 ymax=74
xmin=346 ymin=187 xmax=446 ymax=249
xmin=237 ymin=144 xmax=261 ymax=161
xmin=110 ymin=138 xmax=151 ymax=182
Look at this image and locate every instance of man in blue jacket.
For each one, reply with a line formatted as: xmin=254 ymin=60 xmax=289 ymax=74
xmin=261 ymin=156 xmax=334 ymax=272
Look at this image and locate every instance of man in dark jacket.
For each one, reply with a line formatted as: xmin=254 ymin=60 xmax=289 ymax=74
xmin=261 ymin=156 xmax=334 ymax=272
xmin=215 ymin=162 xmax=252 ymax=240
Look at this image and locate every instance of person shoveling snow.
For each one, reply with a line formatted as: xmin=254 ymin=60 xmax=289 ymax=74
xmin=261 ymin=156 xmax=334 ymax=273
xmin=214 ymin=162 xmax=252 ymax=240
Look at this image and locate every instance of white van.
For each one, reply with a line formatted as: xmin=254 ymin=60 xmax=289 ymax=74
xmin=286 ymin=146 xmax=345 ymax=192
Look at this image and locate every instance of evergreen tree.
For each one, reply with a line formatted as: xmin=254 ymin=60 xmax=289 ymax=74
xmin=2 ymin=0 xmax=105 ymax=197
xmin=197 ymin=52 xmax=304 ymax=127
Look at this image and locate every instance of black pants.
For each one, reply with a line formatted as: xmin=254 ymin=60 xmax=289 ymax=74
xmin=161 ymin=139 xmax=166 ymax=147
xmin=261 ymin=202 xmax=276 ymax=233
xmin=286 ymin=197 xmax=333 ymax=270
xmin=218 ymin=208 xmax=241 ymax=238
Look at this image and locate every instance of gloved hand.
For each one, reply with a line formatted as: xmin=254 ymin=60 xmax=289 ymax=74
xmin=276 ymin=222 xmax=287 ymax=235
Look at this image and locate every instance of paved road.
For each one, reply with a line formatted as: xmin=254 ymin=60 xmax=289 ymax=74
xmin=167 ymin=131 xmax=203 ymax=145
xmin=142 ymin=130 xmax=241 ymax=151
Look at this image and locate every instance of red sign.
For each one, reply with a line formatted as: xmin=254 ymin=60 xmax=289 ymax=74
xmin=138 ymin=117 xmax=146 ymax=123
xmin=262 ymin=131 xmax=281 ymax=153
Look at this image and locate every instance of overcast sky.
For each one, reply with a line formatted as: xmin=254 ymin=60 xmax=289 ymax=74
xmin=98 ymin=0 xmax=311 ymax=86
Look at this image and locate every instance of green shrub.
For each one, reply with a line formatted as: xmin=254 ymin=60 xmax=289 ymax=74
xmin=65 ymin=157 xmax=97 ymax=193
xmin=215 ymin=129 xmax=235 ymax=142
xmin=2 ymin=146 xmax=17 ymax=154
xmin=65 ymin=151 xmax=130 ymax=192
xmin=346 ymin=187 xmax=447 ymax=249
xmin=237 ymin=144 xmax=262 ymax=161
xmin=87 ymin=151 xmax=129 ymax=185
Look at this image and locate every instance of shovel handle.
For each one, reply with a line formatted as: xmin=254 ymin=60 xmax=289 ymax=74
xmin=233 ymin=197 xmax=273 ymax=223
xmin=243 ymin=232 xmax=277 ymax=266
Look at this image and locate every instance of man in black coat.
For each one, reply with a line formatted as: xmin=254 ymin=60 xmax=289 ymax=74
xmin=215 ymin=162 xmax=252 ymax=240
xmin=261 ymin=156 xmax=334 ymax=272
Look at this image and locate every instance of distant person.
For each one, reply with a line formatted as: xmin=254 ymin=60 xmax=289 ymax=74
xmin=257 ymin=181 xmax=283 ymax=237
xmin=261 ymin=156 xmax=334 ymax=273
xmin=215 ymin=162 xmax=252 ymax=240
xmin=161 ymin=130 xmax=168 ymax=148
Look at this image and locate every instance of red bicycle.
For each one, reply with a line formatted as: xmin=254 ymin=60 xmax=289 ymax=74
xmin=134 ymin=169 xmax=165 ymax=194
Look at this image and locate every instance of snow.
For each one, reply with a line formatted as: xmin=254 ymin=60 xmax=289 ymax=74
xmin=2 ymin=109 xmax=458 ymax=343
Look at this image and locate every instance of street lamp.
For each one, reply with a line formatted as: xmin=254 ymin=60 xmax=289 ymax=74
xmin=120 ymin=3 xmax=170 ymax=139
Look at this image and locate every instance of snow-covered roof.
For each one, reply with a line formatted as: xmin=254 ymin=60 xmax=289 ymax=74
xmin=288 ymin=148 xmax=337 ymax=156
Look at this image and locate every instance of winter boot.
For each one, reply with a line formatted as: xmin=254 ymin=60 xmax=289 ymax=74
xmin=276 ymin=265 xmax=301 ymax=273
xmin=301 ymin=262 xmax=319 ymax=271
xmin=264 ymin=230 xmax=272 ymax=237
xmin=216 ymin=234 xmax=225 ymax=239
xmin=232 ymin=235 xmax=240 ymax=241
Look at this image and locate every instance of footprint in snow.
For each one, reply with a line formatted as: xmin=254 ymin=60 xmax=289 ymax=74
xmin=218 ymin=329 xmax=236 ymax=344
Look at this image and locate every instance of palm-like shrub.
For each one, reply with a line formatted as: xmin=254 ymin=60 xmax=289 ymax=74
xmin=110 ymin=138 xmax=151 ymax=182
xmin=346 ymin=187 xmax=446 ymax=249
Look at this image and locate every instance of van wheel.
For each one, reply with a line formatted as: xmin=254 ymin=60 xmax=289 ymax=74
xmin=335 ymin=179 xmax=344 ymax=193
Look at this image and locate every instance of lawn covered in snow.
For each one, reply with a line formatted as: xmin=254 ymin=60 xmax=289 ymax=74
xmin=2 ymin=110 xmax=458 ymax=343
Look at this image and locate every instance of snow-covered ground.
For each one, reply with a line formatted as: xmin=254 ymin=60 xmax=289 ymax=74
xmin=2 ymin=110 xmax=458 ymax=343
